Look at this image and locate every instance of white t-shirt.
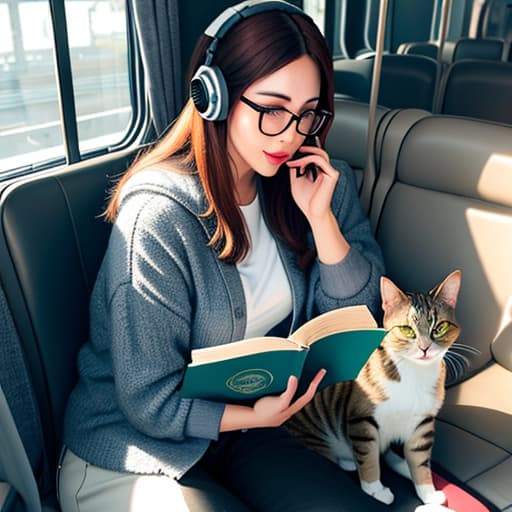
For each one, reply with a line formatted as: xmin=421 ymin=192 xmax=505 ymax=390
xmin=237 ymin=194 xmax=293 ymax=339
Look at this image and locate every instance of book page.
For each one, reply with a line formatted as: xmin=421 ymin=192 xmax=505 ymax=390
xmin=290 ymin=304 xmax=377 ymax=346
xmin=190 ymin=336 xmax=303 ymax=365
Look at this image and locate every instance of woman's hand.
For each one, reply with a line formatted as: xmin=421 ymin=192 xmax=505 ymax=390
xmin=252 ymin=369 xmax=326 ymax=427
xmin=219 ymin=369 xmax=326 ymax=432
xmin=287 ymin=143 xmax=350 ymax=265
xmin=287 ymin=142 xmax=339 ymax=225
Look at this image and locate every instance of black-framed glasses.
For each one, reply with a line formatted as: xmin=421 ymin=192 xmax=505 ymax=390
xmin=240 ymin=96 xmax=332 ymax=136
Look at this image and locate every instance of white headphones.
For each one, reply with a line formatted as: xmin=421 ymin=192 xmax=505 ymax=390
xmin=190 ymin=0 xmax=305 ymax=121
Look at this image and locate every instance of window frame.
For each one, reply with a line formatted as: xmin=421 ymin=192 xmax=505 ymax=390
xmin=0 ymin=0 xmax=147 ymax=180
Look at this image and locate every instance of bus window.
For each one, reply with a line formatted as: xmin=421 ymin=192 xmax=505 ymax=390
xmin=0 ymin=0 xmax=141 ymax=177
xmin=303 ymin=0 xmax=326 ymax=34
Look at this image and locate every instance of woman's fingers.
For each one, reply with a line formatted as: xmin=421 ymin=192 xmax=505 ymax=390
xmin=286 ymin=368 xmax=326 ymax=416
xmin=280 ymin=375 xmax=299 ymax=405
xmin=287 ymin=154 xmax=338 ymax=181
xmin=251 ymin=370 xmax=326 ymax=428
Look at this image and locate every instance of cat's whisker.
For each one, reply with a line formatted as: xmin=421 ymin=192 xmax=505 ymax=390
xmin=447 ymin=350 xmax=467 ymax=365
xmin=447 ymin=351 xmax=470 ymax=366
xmin=444 ymin=356 xmax=459 ymax=382
xmin=444 ymin=352 xmax=466 ymax=381
xmin=451 ymin=343 xmax=481 ymax=355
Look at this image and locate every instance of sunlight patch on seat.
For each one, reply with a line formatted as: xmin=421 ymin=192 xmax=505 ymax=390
xmin=465 ymin=207 xmax=512 ymax=308
xmin=478 ymin=153 xmax=512 ymax=208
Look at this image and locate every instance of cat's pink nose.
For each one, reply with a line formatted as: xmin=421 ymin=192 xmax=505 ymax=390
xmin=418 ymin=346 xmax=431 ymax=359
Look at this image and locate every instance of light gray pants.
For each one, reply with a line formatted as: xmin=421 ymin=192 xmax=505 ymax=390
xmin=58 ymin=429 xmax=404 ymax=511
xmin=58 ymin=449 xmax=190 ymax=512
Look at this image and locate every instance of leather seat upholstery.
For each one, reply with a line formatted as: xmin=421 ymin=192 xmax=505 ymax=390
xmin=452 ymin=37 xmax=505 ymax=62
xmin=437 ymin=60 xmax=512 ymax=124
xmin=326 ymin=98 xmax=390 ymax=191
xmin=333 ymin=54 xmax=437 ymax=111
xmin=0 ymin=150 xmax=136 ymax=506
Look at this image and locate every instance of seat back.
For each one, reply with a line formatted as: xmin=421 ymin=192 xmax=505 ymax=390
xmin=0 ymin=149 xmax=136 ymax=499
xmin=437 ymin=59 xmax=512 ymax=124
xmin=333 ymin=55 xmax=437 ymax=111
xmin=326 ymin=98 xmax=390 ymax=191
xmin=452 ymin=37 xmax=505 ymax=62
xmin=371 ymin=111 xmax=512 ymax=378
xmin=397 ymin=41 xmax=438 ymax=60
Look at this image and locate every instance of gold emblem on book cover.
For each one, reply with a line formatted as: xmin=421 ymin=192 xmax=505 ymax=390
xmin=226 ymin=369 xmax=274 ymax=394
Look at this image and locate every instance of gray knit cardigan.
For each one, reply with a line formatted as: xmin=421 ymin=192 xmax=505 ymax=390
xmin=63 ymin=161 xmax=385 ymax=479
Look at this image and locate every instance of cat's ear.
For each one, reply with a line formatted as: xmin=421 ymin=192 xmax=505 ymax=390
xmin=381 ymin=276 xmax=408 ymax=311
xmin=430 ymin=269 xmax=462 ymax=309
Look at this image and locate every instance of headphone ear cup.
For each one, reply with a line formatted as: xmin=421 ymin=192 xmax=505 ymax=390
xmin=190 ymin=65 xmax=229 ymax=121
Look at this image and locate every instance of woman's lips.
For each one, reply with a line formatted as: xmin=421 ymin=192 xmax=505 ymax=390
xmin=263 ymin=151 xmax=291 ymax=165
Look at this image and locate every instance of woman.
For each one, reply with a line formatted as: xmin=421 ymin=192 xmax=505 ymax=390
xmin=59 ymin=1 xmax=385 ymax=510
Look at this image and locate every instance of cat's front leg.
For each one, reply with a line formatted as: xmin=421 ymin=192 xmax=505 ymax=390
xmin=404 ymin=418 xmax=446 ymax=505
xmin=348 ymin=418 xmax=394 ymax=504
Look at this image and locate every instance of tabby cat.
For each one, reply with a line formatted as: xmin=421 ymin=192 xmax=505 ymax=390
xmin=286 ymin=270 xmax=462 ymax=506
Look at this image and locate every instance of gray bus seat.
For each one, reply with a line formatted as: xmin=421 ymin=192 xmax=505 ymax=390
xmin=326 ymin=98 xmax=391 ymax=192
xmin=333 ymin=54 xmax=437 ymax=111
xmin=452 ymin=37 xmax=505 ymax=62
xmin=0 ymin=149 xmax=137 ymax=510
xmin=437 ymin=60 xmax=512 ymax=124
xmin=397 ymin=41 xmax=438 ymax=60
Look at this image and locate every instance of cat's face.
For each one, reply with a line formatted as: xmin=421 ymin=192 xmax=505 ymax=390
xmin=380 ymin=271 xmax=462 ymax=364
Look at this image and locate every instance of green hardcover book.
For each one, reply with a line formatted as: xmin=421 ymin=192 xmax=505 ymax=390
xmin=180 ymin=304 xmax=387 ymax=402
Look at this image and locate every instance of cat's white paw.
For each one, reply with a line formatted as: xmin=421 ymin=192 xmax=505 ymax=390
xmin=415 ymin=484 xmax=446 ymax=505
xmin=361 ymin=480 xmax=394 ymax=505
xmin=427 ymin=490 xmax=447 ymax=505
xmin=415 ymin=505 xmax=455 ymax=512
xmin=337 ymin=457 xmax=357 ymax=471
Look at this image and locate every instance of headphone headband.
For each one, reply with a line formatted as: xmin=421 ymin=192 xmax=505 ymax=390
xmin=191 ymin=1 xmax=307 ymax=121
xmin=204 ymin=1 xmax=304 ymax=40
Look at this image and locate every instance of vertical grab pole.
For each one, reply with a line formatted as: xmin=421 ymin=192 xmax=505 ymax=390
xmin=359 ymin=0 xmax=389 ymax=217
xmin=433 ymin=0 xmax=452 ymax=111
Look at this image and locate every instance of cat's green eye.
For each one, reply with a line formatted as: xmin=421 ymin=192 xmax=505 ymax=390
xmin=398 ymin=325 xmax=416 ymax=338
xmin=432 ymin=320 xmax=450 ymax=338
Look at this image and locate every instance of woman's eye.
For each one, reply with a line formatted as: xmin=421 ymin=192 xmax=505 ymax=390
xmin=265 ymin=108 xmax=285 ymax=117
xmin=399 ymin=325 xmax=416 ymax=338
xmin=432 ymin=321 xmax=450 ymax=338
xmin=301 ymin=110 xmax=315 ymax=121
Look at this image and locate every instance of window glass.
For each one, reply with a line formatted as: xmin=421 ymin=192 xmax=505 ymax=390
xmin=303 ymin=0 xmax=325 ymax=34
xmin=65 ymin=0 xmax=132 ymax=154
xmin=0 ymin=0 xmax=135 ymax=176
xmin=0 ymin=1 xmax=64 ymax=172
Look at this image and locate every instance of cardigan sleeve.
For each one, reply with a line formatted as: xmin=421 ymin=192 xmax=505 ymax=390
xmin=308 ymin=161 xmax=385 ymax=319
xmin=107 ymin=194 xmax=225 ymax=442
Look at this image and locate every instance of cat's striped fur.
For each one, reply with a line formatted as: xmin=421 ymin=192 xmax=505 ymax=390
xmin=286 ymin=271 xmax=462 ymax=506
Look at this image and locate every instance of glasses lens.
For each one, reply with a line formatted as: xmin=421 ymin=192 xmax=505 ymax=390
xmin=298 ymin=110 xmax=324 ymax=135
xmin=260 ymin=110 xmax=291 ymax=135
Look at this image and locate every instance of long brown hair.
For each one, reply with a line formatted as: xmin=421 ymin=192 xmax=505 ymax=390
xmin=105 ymin=9 xmax=334 ymax=265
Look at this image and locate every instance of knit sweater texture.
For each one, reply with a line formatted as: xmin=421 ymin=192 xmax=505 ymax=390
xmin=63 ymin=160 xmax=385 ymax=479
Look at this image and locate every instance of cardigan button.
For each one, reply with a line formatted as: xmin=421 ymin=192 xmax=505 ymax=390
xmin=234 ymin=307 xmax=244 ymax=319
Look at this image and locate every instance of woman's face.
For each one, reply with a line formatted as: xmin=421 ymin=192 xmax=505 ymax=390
xmin=227 ymin=54 xmax=321 ymax=182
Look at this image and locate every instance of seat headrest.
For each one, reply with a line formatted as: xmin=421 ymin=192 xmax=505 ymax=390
xmin=453 ymin=37 xmax=504 ymax=62
xmin=396 ymin=116 xmax=512 ymax=208
xmin=440 ymin=60 xmax=512 ymax=125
